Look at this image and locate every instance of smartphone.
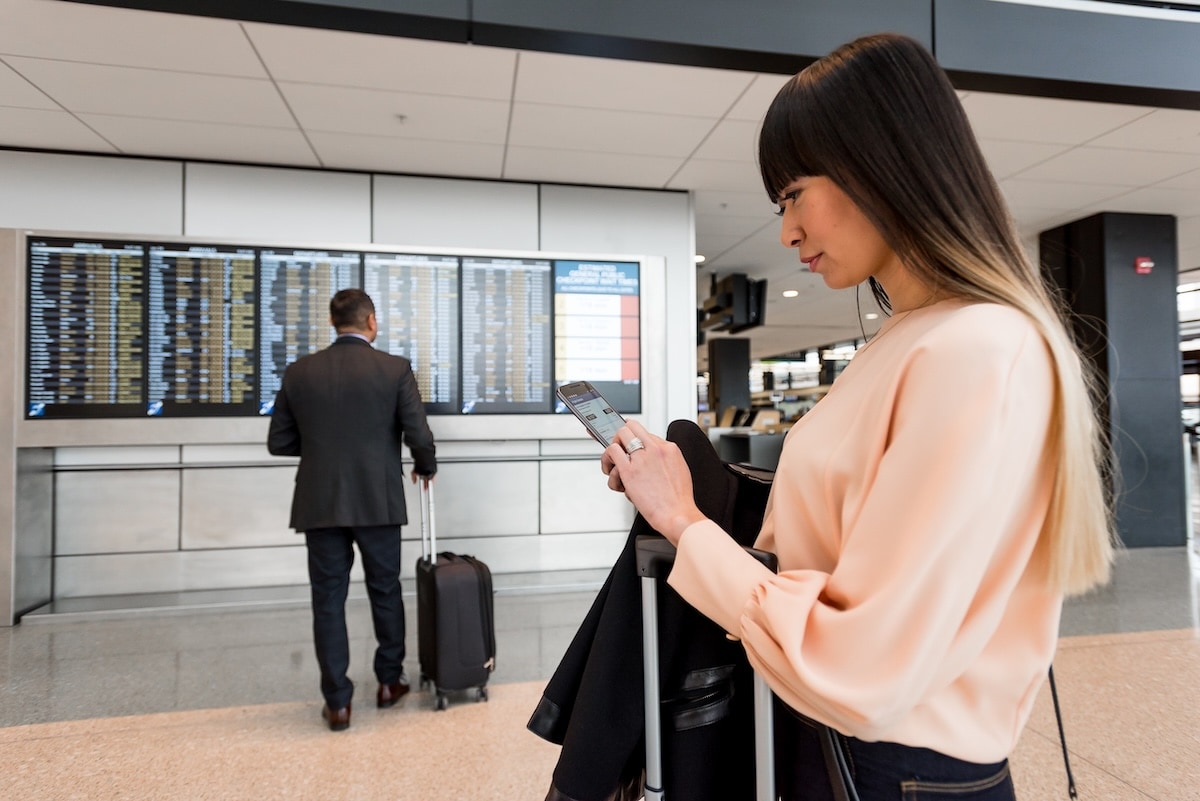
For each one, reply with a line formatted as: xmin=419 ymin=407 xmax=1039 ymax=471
xmin=556 ymin=381 xmax=626 ymax=447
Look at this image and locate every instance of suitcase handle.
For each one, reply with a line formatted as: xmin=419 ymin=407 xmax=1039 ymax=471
xmin=635 ymin=535 xmax=778 ymax=801
xmin=419 ymin=480 xmax=436 ymax=562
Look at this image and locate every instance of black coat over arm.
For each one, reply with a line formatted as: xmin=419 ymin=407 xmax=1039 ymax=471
xmin=528 ymin=419 xmax=773 ymax=801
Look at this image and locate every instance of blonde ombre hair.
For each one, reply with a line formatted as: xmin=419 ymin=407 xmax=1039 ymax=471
xmin=759 ymin=33 xmax=1114 ymax=594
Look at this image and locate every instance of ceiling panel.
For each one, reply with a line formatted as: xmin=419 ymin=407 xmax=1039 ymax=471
xmin=961 ymin=93 xmax=1154 ymax=145
xmin=6 ymin=57 xmax=292 ymax=126
xmin=1088 ymin=107 xmax=1200 ymax=154
xmin=508 ymin=103 xmax=714 ymax=157
xmin=80 ymin=114 xmax=319 ymax=166
xmin=1012 ymin=146 xmax=1200 ymax=186
xmin=280 ymin=82 xmax=510 ymax=142
xmin=693 ymin=190 xmax=772 ymax=217
xmin=1088 ymin=185 xmax=1200 ymax=218
xmin=1158 ymin=167 xmax=1200 ymax=190
xmin=0 ymin=1 xmax=262 ymax=76
xmin=0 ymin=106 xmax=117 ymax=152
xmin=999 ymin=178 xmax=1130 ymax=213
xmin=725 ymin=74 xmax=792 ymax=121
xmin=690 ymin=119 xmax=760 ymax=162
xmin=0 ymin=60 xmax=57 ymax=109
xmin=1178 ymin=217 xmax=1200 ymax=250
xmin=694 ymin=213 xmax=773 ymax=238
xmin=244 ymin=22 xmax=517 ymax=98
xmin=668 ymin=158 xmax=762 ymax=193
xmin=515 ymin=50 xmax=754 ymax=116
xmin=308 ymin=131 xmax=505 ymax=177
xmin=502 ymin=146 xmax=680 ymax=187
xmin=976 ymin=139 xmax=1070 ymax=180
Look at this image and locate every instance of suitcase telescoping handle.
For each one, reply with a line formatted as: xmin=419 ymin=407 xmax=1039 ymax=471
xmin=419 ymin=479 xmax=436 ymax=563
xmin=635 ymin=535 xmax=779 ymax=801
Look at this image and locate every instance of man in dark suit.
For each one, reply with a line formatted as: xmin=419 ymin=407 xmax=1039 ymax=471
xmin=267 ymin=288 xmax=437 ymax=732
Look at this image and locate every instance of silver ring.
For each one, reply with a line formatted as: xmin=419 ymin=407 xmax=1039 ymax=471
xmin=625 ymin=437 xmax=645 ymax=455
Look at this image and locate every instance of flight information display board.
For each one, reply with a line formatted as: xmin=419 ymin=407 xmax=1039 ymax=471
xmin=553 ymin=260 xmax=641 ymax=414
xmin=364 ymin=252 xmax=460 ymax=415
xmin=146 ymin=243 xmax=257 ymax=416
xmin=258 ymin=248 xmax=361 ymax=414
xmin=26 ymin=238 xmax=147 ymax=418
xmin=460 ymin=256 xmax=553 ymax=414
xmin=23 ymin=234 xmax=644 ymax=420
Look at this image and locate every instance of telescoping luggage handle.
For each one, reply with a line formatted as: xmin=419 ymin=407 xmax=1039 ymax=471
xmin=419 ymin=479 xmax=436 ymax=562
xmin=635 ymin=535 xmax=779 ymax=801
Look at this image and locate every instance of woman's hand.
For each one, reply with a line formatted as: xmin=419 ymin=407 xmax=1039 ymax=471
xmin=601 ymin=420 xmax=707 ymax=545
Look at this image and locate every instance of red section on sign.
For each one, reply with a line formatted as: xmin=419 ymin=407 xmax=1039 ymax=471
xmin=1135 ymin=256 xmax=1154 ymax=275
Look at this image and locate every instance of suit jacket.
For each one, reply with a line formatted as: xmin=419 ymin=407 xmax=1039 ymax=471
xmin=266 ymin=335 xmax=437 ymax=531
xmin=527 ymin=419 xmax=773 ymax=801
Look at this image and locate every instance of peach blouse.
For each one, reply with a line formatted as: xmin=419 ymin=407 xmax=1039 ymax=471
xmin=669 ymin=300 xmax=1063 ymax=763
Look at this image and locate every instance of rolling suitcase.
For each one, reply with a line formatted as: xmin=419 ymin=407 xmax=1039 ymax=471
xmin=636 ymin=534 xmax=778 ymax=801
xmin=415 ymin=482 xmax=496 ymax=711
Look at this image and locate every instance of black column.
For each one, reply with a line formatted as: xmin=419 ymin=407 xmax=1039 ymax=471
xmin=707 ymin=338 xmax=750 ymax=419
xmin=1040 ymin=212 xmax=1185 ymax=548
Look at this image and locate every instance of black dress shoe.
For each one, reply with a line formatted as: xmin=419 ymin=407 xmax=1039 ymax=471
xmin=377 ymin=674 xmax=411 ymax=708
xmin=321 ymin=702 xmax=351 ymax=731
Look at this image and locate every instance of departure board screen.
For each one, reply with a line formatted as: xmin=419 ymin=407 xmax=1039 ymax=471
xmin=26 ymin=238 xmax=147 ymax=418
xmin=553 ymin=260 xmax=641 ymax=414
xmin=364 ymin=252 xmax=460 ymax=415
xmin=146 ymin=243 xmax=257 ymax=416
xmin=460 ymin=257 xmax=553 ymax=414
xmin=258 ymin=248 xmax=361 ymax=414
xmin=23 ymin=233 xmax=644 ymax=421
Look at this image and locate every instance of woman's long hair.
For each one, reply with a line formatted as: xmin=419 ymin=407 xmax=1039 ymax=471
xmin=759 ymin=33 xmax=1114 ymax=595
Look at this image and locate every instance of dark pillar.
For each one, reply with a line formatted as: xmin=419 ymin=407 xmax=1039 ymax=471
xmin=707 ymin=338 xmax=750 ymax=418
xmin=1040 ymin=212 xmax=1185 ymax=547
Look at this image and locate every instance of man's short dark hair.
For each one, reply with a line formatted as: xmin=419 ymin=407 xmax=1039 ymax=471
xmin=330 ymin=288 xmax=375 ymax=331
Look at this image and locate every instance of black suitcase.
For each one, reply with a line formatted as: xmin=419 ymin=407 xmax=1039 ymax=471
xmin=415 ymin=482 xmax=496 ymax=710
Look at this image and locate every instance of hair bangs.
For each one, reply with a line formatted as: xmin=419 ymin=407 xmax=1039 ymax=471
xmin=757 ymin=79 xmax=824 ymax=202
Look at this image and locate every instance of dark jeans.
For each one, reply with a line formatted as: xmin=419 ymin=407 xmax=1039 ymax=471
xmin=305 ymin=525 xmax=406 ymax=709
xmin=777 ymin=704 xmax=1016 ymax=801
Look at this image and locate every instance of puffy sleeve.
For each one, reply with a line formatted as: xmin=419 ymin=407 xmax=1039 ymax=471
xmin=668 ymin=319 xmax=1056 ymax=739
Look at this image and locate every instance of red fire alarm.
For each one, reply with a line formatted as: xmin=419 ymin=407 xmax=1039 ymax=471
xmin=1135 ymin=256 xmax=1154 ymax=274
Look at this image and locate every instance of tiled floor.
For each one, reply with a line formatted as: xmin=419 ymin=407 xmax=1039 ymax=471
xmin=1 ymin=525 xmax=1197 ymax=799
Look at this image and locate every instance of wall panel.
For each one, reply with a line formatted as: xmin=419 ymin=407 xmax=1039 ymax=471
xmin=373 ymin=175 xmax=539 ymax=250
xmin=54 ymin=546 xmax=310 ymax=597
xmin=183 ymin=162 xmax=371 ymax=242
xmin=411 ymin=461 xmax=541 ymax=538
xmin=55 ymin=470 xmax=180 ymax=555
xmin=0 ymin=151 xmax=183 ymax=235
xmin=180 ymin=466 xmax=296 ymax=549
xmin=540 ymin=459 xmax=634 ymax=534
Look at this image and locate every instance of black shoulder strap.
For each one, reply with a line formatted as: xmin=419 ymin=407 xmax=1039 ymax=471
xmin=1048 ymin=665 xmax=1078 ymax=799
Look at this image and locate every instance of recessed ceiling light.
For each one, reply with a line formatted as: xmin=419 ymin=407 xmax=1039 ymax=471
xmin=694 ymin=254 xmax=705 ymax=264
xmin=781 ymin=289 xmax=799 ymax=298
xmin=864 ymin=312 xmax=879 ymax=320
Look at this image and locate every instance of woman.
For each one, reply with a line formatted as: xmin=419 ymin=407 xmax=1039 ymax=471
xmin=602 ymin=33 xmax=1114 ymax=800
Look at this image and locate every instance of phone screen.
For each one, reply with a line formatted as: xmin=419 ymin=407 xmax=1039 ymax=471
xmin=557 ymin=382 xmax=626 ymax=446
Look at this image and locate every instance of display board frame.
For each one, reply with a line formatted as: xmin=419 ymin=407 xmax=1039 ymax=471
xmin=11 ymin=229 xmax=662 ymax=446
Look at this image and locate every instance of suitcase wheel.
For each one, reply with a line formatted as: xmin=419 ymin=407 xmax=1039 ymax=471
xmin=476 ymin=686 xmax=488 ymax=702
xmin=419 ymin=674 xmax=430 ymax=690
xmin=435 ymin=693 xmax=449 ymax=711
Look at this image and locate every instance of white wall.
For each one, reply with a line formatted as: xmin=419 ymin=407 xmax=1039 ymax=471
xmin=0 ymin=151 xmax=696 ymax=621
